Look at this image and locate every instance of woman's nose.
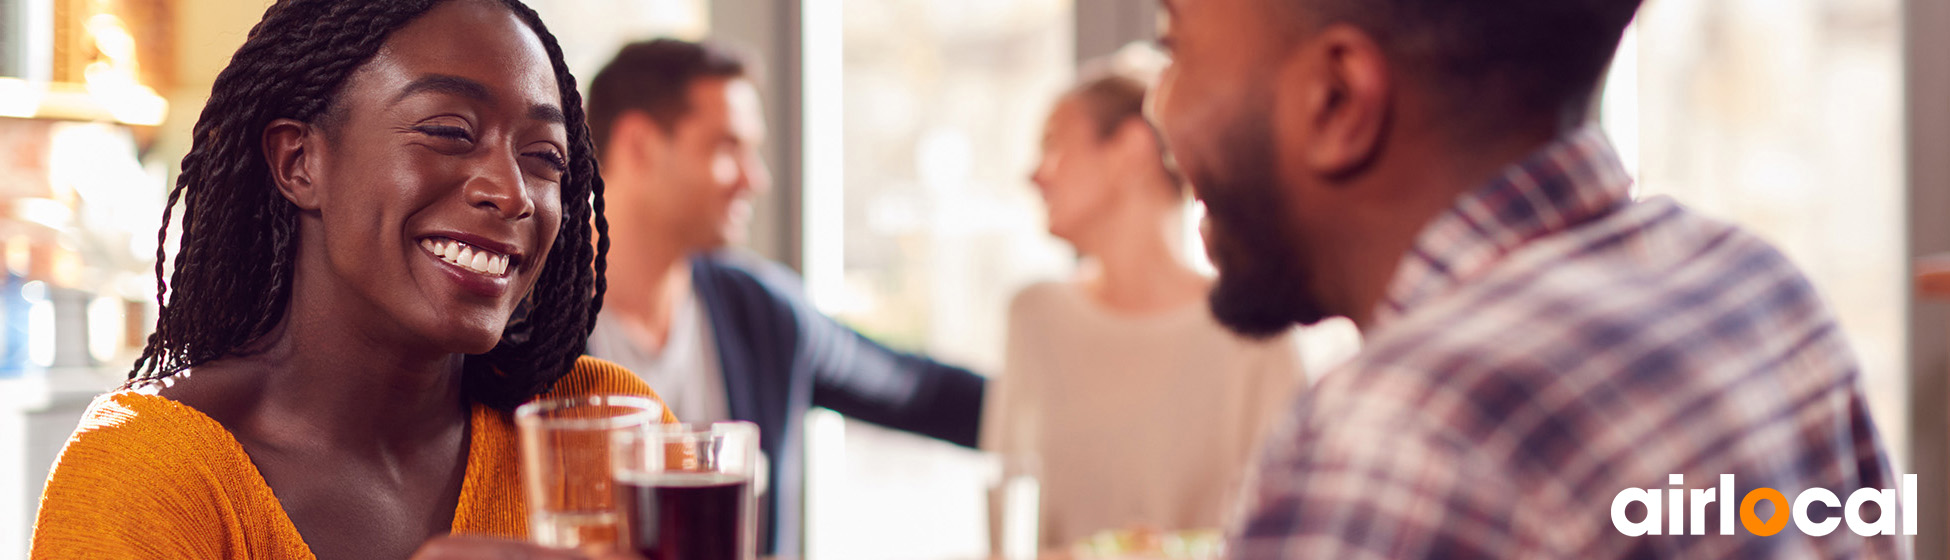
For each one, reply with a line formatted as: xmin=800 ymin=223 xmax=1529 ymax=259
xmin=1030 ymin=156 xmax=1056 ymax=194
xmin=462 ymin=148 xmax=535 ymax=220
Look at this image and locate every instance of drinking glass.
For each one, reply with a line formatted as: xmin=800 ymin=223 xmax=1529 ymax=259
xmin=987 ymin=452 xmax=1041 ymax=560
xmin=515 ymin=394 xmax=663 ymax=552
xmin=611 ymin=421 xmax=761 ymax=560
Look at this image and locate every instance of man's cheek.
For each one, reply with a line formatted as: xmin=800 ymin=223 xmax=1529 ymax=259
xmin=1158 ymin=95 xmax=1233 ymax=171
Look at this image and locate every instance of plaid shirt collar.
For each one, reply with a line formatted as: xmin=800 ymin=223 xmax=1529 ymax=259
xmin=1371 ymin=126 xmax=1635 ymax=330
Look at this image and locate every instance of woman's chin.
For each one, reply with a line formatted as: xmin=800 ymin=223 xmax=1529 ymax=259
xmin=457 ymin=331 xmax=506 ymax=355
xmin=459 ymin=340 xmax=501 ymax=356
xmin=421 ymin=321 xmax=509 ymax=356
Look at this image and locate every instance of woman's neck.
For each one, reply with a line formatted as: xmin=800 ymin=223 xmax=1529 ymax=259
xmin=1074 ymin=196 xmax=1209 ymax=316
xmin=198 ymin=270 xmax=471 ymax=456
xmin=157 ymin=276 xmax=475 ymax=560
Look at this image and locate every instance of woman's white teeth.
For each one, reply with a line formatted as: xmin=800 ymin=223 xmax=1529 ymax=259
xmin=423 ymin=238 xmax=511 ymax=276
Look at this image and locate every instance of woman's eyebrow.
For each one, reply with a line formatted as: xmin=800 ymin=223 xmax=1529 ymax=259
xmin=530 ymin=104 xmax=565 ymax=125
xmin=393 ymin=73 xmax=563 ymax=126
xmin=392 ymin=74 xmax=493 ymax=104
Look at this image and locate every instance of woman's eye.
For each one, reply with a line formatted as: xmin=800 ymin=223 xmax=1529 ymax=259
xmin=415 ymin=125 xmax=474 ymax=142
xmin=525 ymin=150 xmax=568 ymax=175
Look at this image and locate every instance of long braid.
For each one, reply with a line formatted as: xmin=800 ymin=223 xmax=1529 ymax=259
xmin=131 ymin=0 xmax=442 ymax=379
xmin=131 ymin=0 xmax=610 ymax=412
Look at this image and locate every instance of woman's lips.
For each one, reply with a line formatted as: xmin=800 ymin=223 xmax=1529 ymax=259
xmin=418 ymin=236 xmax=517 ymax=298
xmin=421 ymin=237 xmax=514 ymax=276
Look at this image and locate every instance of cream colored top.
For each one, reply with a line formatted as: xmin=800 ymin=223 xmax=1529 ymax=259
xmin=983 ymin=281 xmax=1304 ymax=547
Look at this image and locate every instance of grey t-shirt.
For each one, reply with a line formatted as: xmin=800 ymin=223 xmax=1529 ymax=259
xmin=586 ymin=289 xmax=731 ymax=423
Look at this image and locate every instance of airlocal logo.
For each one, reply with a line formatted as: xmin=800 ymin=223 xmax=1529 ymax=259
xmin=1611 ymin=474 xmax=1918 ymax=537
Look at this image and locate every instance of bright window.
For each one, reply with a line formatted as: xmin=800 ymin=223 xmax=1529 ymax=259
xmin=1602 ymin=0 xmax=1907 ymax=466
xmin=801 ymin=0 xmax=1075 ymax=558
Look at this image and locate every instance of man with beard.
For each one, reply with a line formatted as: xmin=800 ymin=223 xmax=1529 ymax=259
xmin=1150 ymin=0 xmax=1902 ymax=557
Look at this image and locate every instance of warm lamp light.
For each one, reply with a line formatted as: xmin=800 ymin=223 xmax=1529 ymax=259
xmin=0 ymin=12 xmax=168 ymax=125
xmin=0 ymin=78 xmax=44 ymax=119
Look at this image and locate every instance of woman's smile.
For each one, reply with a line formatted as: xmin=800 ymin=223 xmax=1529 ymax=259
xmin=294 ymin=9 xmax=567 ymax=353
xmin=415 ymin=232 xmax=526 ymax=298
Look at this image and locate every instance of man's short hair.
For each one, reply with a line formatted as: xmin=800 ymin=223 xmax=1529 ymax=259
xmin=586 ymin=38 xmax=749 ymax=157
xmin=1276 ymin=0 xmax=1644 ymax=128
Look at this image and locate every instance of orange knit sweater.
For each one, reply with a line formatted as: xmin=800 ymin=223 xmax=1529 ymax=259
xmin=29 ymin=356 xmax=676 ymax=559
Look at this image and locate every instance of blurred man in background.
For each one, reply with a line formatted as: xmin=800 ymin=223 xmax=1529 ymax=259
xmin=584 ymin=39 xmax=987 ymax=558
xmin=1151 ymin=0 xmax=1902 ymax=556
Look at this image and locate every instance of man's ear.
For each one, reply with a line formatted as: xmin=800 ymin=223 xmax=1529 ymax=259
xmin=613 ymin=111 xmax=668 ymax=170
xmin=263 ymin=118 xmax=322 ymax=210
xmin=1283 ymin=23 xmax=1390 ymax=178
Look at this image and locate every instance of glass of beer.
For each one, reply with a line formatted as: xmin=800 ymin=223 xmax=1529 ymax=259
xmin=611 ymin=421 xmax=761 ymax=560
xmin=515 ymin=395 xmax=663 ymax=552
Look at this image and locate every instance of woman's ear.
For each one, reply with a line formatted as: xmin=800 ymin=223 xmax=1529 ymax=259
xmin=1104 ymin=117 xmax=1155 ymax=171
xmin=1110 ymin=117 xmax=1161 ymax=158
xmin=263 ymin=118 xmax=322 ymax=210
xmin=1109 ymin=117 xmax=1173 ymax=186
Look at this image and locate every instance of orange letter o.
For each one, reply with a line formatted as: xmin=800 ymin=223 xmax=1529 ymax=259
xmin=1740 ymin=488 xmax=1790 ymax=536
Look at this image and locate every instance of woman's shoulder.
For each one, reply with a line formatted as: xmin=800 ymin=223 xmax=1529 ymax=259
xmin=1008 ymin=281 xmax=1077 ymax=318
xmin=546 ymin=356 xmax=652 ymax=398
xmin=33 ymin=391 xmax=296 ymax=558
xmin=540 ymin=357 xmax=680 ymax=422
xmin=54 ymin=391 xmax=246 ymax=469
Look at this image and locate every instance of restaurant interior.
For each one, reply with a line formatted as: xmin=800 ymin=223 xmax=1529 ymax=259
xmin=0 ymin=0 xmax=1944 ymax=558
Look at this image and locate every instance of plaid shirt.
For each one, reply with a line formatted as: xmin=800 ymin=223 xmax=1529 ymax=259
xmin=1230 ymin=128 xmax=1903 ymax=559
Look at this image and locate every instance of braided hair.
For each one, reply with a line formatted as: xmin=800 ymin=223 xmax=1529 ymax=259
xmin=128 ymin=0 xmax=609 ymax=411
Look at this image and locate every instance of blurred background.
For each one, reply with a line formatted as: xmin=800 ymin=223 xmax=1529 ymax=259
xmin=0 ymin=0 xmax=1943 ymax=558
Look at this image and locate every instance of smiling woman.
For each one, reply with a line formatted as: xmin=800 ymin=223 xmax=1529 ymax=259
xmin=26 ymin=1 xmax=674 ymax=559
xmin=141 ymin=0 xmax=597 ymax=408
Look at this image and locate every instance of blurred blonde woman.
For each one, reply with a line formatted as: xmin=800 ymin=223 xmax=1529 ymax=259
xmin=983 ymin=47 xmax=1305 ymax=549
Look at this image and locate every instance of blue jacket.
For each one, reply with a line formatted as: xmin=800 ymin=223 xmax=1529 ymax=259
xmin=687 ymin=250 xmax=986 ymax=556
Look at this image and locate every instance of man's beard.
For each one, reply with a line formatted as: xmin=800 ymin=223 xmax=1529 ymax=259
xmin=1195 ymin=108 xmax=1328 ymax=338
